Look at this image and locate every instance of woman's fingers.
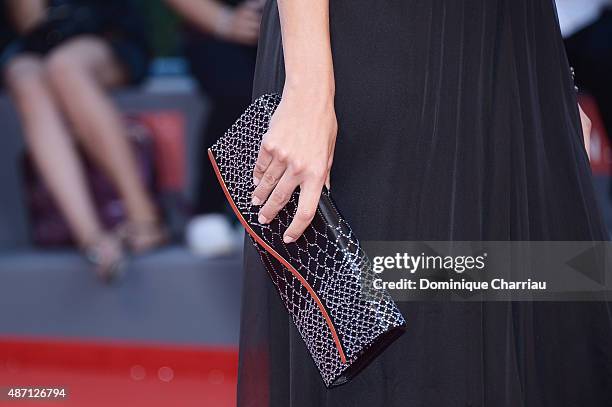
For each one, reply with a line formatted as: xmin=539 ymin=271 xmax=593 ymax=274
xmin=283 ymin=181 xmax=322 ymax=243
xmin=252 ymin=141 xmax=274 ymax=186
xmin=254 ymin=167 xmax=325 ymax=243
xmin=257 ymin=172 xmax=298 ymax=224
xmin=252 ymin=157 xmax=286 ymax=206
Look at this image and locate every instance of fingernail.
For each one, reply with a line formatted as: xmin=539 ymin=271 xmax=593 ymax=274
xmin=283 ymin=235 xmax=295 ymax=244
xmin=252 ymin=196 xmax=261 ymax=205
xmin=258 ymin=214 xmax=269 ymax=224
xmin=253 ymin=176 xmax=260 ymax=186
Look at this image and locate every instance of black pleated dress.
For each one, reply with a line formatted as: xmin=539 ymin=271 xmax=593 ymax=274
xmin=237 ymin=1 xmax=612 ymax=406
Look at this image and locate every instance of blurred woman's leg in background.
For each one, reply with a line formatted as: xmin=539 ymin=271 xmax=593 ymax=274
xmin=4 ymin=54 xmax=102 ymax=246
xmin=45 ymin=36 xmax=165 ymax=253
xmin=3 ymin=54 xmax=124 ymax=278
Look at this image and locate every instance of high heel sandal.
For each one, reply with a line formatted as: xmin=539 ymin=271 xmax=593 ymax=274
xmin=83 ymin=233 xmax=127 ymax=283
xmin=116 ymin=221 xmax=169 ymax=254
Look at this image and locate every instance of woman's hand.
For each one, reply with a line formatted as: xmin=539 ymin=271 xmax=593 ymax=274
xmin=251 ymin=0 xmax=336 ymax=243
xmin=579 ymin=104 xmax=592 ymax=160
xmin=215 ymin=0 xmax=262 ymax=46
xmin=165 ymin=0 xmax=263 ymax=46
xmin=251 ymin=87 xmax=337 ymax=243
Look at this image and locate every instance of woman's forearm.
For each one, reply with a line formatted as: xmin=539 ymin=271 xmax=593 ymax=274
xmin=277 ymin=0 xmax=335 ymax=97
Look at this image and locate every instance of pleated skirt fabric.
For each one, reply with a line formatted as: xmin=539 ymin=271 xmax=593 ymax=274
xmin=237 ymin=1 xmax=612 ymax=406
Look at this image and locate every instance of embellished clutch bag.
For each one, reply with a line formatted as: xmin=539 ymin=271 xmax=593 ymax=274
xmin=208 ymin=93 xmax=406 ymax=387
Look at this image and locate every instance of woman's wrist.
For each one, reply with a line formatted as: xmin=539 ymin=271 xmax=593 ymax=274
xmin=212 ymin=4 xmax=233 ymax=39
xmin=283 ymin=71 xmax=335 ymax=103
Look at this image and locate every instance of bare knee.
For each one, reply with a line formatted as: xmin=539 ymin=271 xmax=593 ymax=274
xmin=46 ymin=36 xmax=123 ymax=90
xmin=3 ymin=55 xmax=47 ymax=96
xmin=3 ymin=56 xmax=63 ymax=146
xmin=46 ymin=45 xmax=87 ymax=91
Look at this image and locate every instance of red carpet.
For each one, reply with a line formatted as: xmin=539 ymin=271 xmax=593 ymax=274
xmin=0 ymin=337 xmax=237 ymax=406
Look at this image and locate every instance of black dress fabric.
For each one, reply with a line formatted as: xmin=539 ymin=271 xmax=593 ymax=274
xmin=238 ymin=1 xmax=612 ymax=406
